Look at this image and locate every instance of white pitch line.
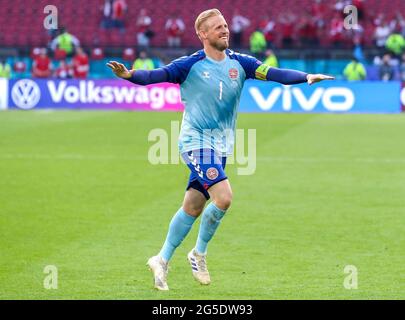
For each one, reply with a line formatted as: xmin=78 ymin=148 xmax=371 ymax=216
xmin=1 ymin=154 xmax=405 ymax=164
xmin=0 ymin=154 xmax=147 ymax=161
xmin=257 ymin=156 xmax=405 ymax=164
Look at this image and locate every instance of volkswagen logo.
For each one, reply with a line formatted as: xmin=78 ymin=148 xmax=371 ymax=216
xmin=11 ymin=79 xmax=41 ymax=109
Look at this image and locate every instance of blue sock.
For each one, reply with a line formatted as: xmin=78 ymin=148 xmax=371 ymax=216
xmin=195 ymin=202 xmax=226 ymax=255
xmin=159 ymin=207 xmax=196 ymax=262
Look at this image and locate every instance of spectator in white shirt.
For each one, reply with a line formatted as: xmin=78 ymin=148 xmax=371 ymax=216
xmin=165 ymin=14 xmax=185 ymax=47
xmin=136 ymin=9 xmax=153 ymax=48
xmin=231 ymin=9 xmax=250 ymax=48
xmin=374 ymin=19 xmax=393 ymax=48
xmin=100 ymin=0 xmax=113 ymax=29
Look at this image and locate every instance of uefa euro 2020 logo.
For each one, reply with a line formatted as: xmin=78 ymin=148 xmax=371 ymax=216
xmin=11 ymin=79 xmax=41 ymax=110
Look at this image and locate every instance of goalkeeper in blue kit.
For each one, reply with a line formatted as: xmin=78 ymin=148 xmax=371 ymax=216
xmin=107 ymin=9 xmax=334 ymax=291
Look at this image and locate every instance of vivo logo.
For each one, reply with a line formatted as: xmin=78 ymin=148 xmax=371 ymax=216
xmin=249 ymin=86 xmax=355 ymax=112
xmin=400 ymin=87 xmax=405 ymax=106
xmin=47 ymin=81 xmax=181 ymax=109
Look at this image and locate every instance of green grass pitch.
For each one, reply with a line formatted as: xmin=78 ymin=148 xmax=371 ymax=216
xmin=0 ymin=111 xmax=404 ymax=299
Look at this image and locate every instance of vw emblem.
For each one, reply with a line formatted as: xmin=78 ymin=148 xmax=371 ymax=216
xmin=11 ymin=79 xmax=41 ymax=109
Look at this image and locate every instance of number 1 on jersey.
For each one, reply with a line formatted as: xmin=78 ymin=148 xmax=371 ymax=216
xmin=219 ymin=81 xmax=223 ymax=100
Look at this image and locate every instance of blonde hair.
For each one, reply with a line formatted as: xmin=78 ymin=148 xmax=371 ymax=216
xmin=195 ymin=8 xmax=223 ymax=36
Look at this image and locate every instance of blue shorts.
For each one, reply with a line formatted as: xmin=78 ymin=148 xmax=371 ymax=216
xmin=182 ymin=148 xmax=227 ymax=200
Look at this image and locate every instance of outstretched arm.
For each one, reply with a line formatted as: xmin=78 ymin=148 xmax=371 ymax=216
xmin=107 ymin=61 xmax=168 ymax=85
xmin=256 ymin=64 xmax=335 ymax=85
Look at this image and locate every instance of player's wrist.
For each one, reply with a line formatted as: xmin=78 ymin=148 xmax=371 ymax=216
xmin=122 ymin=69 xmax=134 ymax=79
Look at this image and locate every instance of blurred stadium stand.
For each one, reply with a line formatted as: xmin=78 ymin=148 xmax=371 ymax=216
xmin=1 ymin=0 xmax=404 ymax=48
xmin=1 ymin=0 xmax=405 ymax=79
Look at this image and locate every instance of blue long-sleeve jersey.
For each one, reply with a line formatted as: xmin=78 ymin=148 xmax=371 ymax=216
xmin=127 ymin=49 xmax=308 ymax=156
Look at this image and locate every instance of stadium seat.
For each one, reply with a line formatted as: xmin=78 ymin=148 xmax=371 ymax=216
xmin=1 ymin=0 xmax=404 ymax=48
xmin=30 ymin=48 xmax=41 ymax=59
xmin=91 ymin=48 xmax=105 ymax=60
xmin=13 ymin=61 xmax=26 ymax=73
xmin=122 ymin=48 xmax=136 ymax=62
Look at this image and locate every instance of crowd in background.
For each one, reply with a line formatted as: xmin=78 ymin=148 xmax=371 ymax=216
xmin=1 ymin=0 xmax=405 ymax=81
xmin=100 ymin=1 xmax=185 ymax=48
xmin=97 ymin=0 xmax=405 ymax=82
xmin=95 ymin=0 xmax=405 ymax=56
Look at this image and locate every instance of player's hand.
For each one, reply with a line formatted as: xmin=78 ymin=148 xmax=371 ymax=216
xmin=106 ymin=61 xmax=132 ymax=79
xmin=306 ymin=74 xmax=335 ymax=85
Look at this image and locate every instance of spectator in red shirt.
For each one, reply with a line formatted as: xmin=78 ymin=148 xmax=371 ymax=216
xmin=165 ymin=14 xmax=185 ymax=47
xmin=330 ymin=12 xmax=345 ymax=47
xmin=298 ymin=13 xmax=319 ymax=47
xmin=259 ymin=15 xmax=276 ymax=49
xmin=112 ymin=0 xmax=127 ymax=33
xmin=311 ymin=0 xmax=327 ymax=28
xmin=279 ymin=12 xmax=296 ymax=48
xmin=32 ymin=48 xmax=52 ymax=78
xmin=55 ymin=60 xmax=73 ymax=79
xmin=72 ymin=47 xmax=89 ymax=79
